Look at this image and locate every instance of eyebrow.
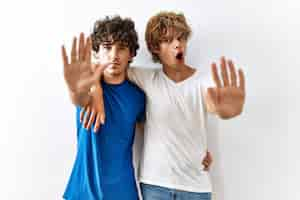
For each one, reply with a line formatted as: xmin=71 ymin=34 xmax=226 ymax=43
xmin=102 ymin=42 xmax=113 ymax=45
xmin=102 ymin=41 xmax=129 ymax=47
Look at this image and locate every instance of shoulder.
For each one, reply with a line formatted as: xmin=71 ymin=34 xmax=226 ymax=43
xmin=125 ymin=81 xmax=146 ymax=113
xmin=127 ymin=66 xmax=160 ymax=90
xmin=126 ymin=80 xmax=146 ymax=99
xmin=128 ymin=66 xmax=159 ymax=76
xmin=192 ymin=68 xmax=213 ymax=88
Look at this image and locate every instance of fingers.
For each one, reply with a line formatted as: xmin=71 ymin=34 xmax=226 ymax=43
xmin=211 ymin=62 xmax=222 ymax=88
xmin=86 ymin=110 xmax=96 ymax=130
xmin=83 ymin=106 xmax=91 ymax=128
xmin=61 ymin=45 xmax=69 ymax=67
xmin=71 ymin=37 xmax=77 ymax=64
xmin=96 ymin=63 xmax=109 ymax=73
xmin=212 ymin=57 xmax=244 ymax=89
xmin=93 ymin=64 xmax=105 ymax=82
xmin=206 ymin=151 xmax=213 ymax=163
xmin=79 ymin=32 xmax=85 ymax=62
xmin=220 ymin=56 xmax=230 ymax=87
xmin=80 ymin=107 xmax=87 ymax=123
xmin=99 ymin=95 xmax=105 ymax=124
xmin=94 ymin=115 xmax=101 ymax=133
xmin=202 ymin=151 xmax=213 ymax=171
xmin=80 ymin=107 xmax=102 ymax=133
xmin=96 ymin=83 xmax=106 ymax=124
xmin=100 ymin=114 xmax=105 ymax=125
xmin=203 ymin=162 xmax=210 ymax=171
xmin=202 ymin=158 xmax=210 ymax=171
xmin=238 ymin=68 xmax=245 ymax=91
xmin=203 ymin=161 xmax=209 ymax=171
xmin=85 ymin=37 xmax=92 ymax=64
xmin=228 ymin=59 xmax=237 ymax=87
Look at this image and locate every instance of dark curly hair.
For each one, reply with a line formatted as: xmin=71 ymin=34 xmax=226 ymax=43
xmin=91 ymin=16 xmax=139 ymax=59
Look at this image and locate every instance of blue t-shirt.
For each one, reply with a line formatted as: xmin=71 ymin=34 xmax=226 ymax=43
xmin=63 ymin=80 xmax=145 ymax=200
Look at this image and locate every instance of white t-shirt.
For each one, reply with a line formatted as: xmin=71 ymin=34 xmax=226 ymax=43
xmin=128 ymin=67 xmax=213 ymax=193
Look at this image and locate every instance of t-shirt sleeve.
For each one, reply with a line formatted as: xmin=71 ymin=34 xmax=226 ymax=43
xmin=127 ymin=66 xmax=155 ymax=90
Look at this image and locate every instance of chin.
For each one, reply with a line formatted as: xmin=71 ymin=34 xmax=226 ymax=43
xmin=107 ymin=71 xmax=120 ymax=76
xmin=110 ymin=69 xmax=124 ymax=76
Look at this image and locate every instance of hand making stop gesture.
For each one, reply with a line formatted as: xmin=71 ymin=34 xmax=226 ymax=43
xmin=61 ymin=33 xmax=104 ymax=101
xmin=62 ymin=33 xmax=106 ymax=127
xmin=206 ymin=57 xmax=246 ymax=119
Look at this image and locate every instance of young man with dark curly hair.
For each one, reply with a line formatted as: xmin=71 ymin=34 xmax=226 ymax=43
xmin=79 ymin=11 xmax=246 ymax=200
xmin=62 ymin=16 xmax=145 ymax=200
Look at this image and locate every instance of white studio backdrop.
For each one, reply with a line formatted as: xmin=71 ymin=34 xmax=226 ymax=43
xmin=0 ymin=0 xmax=298 ymax=199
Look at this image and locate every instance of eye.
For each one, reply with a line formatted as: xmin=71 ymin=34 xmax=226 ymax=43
xmin=103 ymin=45 xmax=111 ymax=50
xmin=178 ymin=34 xmax=187 ymax=41
xmin=162 ymin=37 xmax=172 ymax=43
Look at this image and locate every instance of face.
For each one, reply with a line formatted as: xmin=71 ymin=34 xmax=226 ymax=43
xmin=156 ymin=29 xmax=188 ymax=68
xmin=94 ymin=41 xmax=133 ymax=76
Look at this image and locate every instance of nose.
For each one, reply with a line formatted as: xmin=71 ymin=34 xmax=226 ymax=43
xmin=172 ymin=39 xmax=181 ymax=49
xmin=109 ymin=47 xmax=119 ymax=60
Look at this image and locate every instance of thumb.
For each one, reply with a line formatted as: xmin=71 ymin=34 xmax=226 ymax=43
xmin=93 ymin=63 xmax=109 ymax=80
xmin=207 ymin=88 xmax=217 ymax=105
xmin=93 ymin=64 xmax=103 ymax=81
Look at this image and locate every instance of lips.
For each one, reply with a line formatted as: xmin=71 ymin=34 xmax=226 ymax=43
xmin=110 ymin=62 xmax=120 ymax=65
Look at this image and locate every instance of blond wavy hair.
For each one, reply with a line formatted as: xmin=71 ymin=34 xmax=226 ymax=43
xmin=145 ymin=11 xmax=191 ymax=63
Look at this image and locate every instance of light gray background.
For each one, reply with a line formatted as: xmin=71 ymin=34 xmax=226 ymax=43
xmin=0 ymin=0 xmax=297 ymax=199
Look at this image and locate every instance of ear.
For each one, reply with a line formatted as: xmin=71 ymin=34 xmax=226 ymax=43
xmin=129 ymin=53 xmax=135 ymax=62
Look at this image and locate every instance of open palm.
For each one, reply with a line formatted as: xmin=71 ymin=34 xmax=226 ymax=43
xmin=206 ymin=57 xmax=246 ymax=119
xmin=61 ymin=33 xmax=103 ymax=94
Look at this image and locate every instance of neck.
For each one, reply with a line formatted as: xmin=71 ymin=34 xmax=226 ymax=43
xmin=103 ymin=72 xmax=126 ymax=85
xmin=162 ymin=63 xmax=195 ymax=82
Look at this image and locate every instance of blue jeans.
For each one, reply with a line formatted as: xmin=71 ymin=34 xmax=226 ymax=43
xmin=140 ymin=183 xmax=212 ymax=200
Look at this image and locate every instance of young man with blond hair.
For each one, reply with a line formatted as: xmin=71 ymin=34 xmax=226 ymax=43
xmin=125 ymin=12 xmax=245 ymax=200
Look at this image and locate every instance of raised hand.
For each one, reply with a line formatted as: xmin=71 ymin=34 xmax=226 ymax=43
xmin=206 ymin=57 xmax=246 ymax=119
xmin=61 ymin=33 xmax=104 ymax=106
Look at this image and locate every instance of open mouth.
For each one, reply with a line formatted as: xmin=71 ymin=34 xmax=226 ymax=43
xmin=176 ymin=52 xmax=183 ymax=60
